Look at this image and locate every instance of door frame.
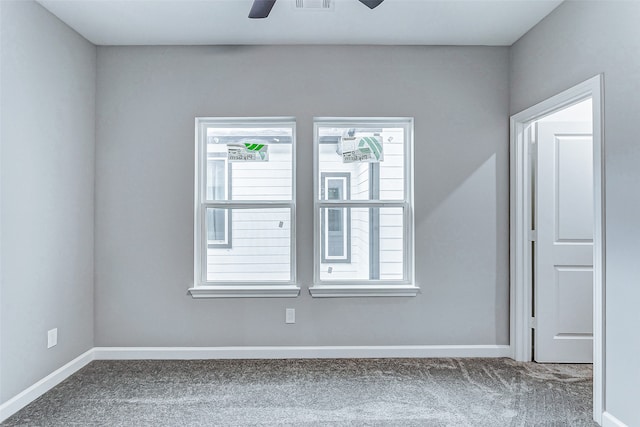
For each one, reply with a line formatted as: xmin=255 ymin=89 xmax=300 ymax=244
xmin=509 ymin=74 xmax=605 ymax=423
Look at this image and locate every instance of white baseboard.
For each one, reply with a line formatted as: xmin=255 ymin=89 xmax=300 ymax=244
xmin=1 ymin=344 xmax=510 ymax=422
xmin=602 ymin=412 xmax=628 ymax=427
xmin=93 ymin=345 xmax=511 ymax=360
xmin=0 ymin=349 xmax=94 ymax=423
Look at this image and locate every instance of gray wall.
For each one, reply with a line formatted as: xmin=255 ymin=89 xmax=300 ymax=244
xmin=95 ymin=45 xmax=509 ymax=347
xmin=510 ymin=2 xmax=640 ymax=425
xmin=0 ymin=1 xmax=96 ymax=403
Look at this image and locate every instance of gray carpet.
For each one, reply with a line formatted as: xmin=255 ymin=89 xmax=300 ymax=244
xmin=2 ymin=358 xmax=596 ymax=426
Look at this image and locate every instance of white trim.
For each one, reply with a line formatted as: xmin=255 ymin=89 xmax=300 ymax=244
xmin=308 ymin=284 xmax=420 ymax=297
xmin=509 ymin=74 xmax=605 ymax=424
xmin=0 ymin=349 xmax=94 ymax=423
xmin=92 ymin=345 xmax=511 ymax=360
xmin=602 ymin=412 xmax=628 ymax=427
xmin=509 ymin=112 xmax=533 ymax=362
xmin=317 ymin=200 xmax=407 ymax=207
xmin=188 ymin=285 xmax=300 ymax=298
xmin=592 ymin=78 xmax=606 ymax=425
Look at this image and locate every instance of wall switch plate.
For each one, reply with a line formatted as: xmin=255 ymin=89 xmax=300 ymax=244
xmin=285 ymin=308 xmax=295 ymax=324
xmin=47 ymin=328 xmax=58 ymax=348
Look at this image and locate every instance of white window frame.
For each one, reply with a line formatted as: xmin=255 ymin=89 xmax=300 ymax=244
xmin=310 ymin=117 xmax=419 ymax=297
xmin=189 ymin=117 xmax=299 ymax=298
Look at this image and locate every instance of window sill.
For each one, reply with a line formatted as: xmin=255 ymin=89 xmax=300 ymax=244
xmin=308 ymin=284 xmax=420 ymax=298
xmin=188 ymin=285 xmax=300 ymax=298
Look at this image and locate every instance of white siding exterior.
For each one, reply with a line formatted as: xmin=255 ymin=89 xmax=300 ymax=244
xmin=352 ymin=163 xmax=371 ymax=279
xmin=204 ymin=126 xmax=405 ymax=283
xmin=318 ymin=128 xmax=406 ymax=281
xmin=206 ymin=144 xmax=292 ymax=282
xmin=378 ymin=129 xmax=405 ymax=280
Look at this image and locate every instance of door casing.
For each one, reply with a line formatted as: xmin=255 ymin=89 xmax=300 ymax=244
xmin=509 ymin=75 xmax=605 ymax=424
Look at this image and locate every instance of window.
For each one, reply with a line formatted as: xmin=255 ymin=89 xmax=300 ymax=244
xmin=189 ymin=118 xmax=298 ymax=298
xmin=206 ymin=157 xmax=231 ymax=247
xmin=321 ymin=173 xmax=351 ymax=263
xmin=310 ymin=118 xmax=418 ymax=297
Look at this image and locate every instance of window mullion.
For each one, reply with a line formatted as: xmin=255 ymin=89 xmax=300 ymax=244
xmin=203 ymin=201 xmax=293 ymax=209
xmin=316 ymin=200 xmax=406 ymax=208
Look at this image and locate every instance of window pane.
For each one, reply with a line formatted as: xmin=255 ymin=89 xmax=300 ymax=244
xmin=327 ymin=183 xmax=342 ymax=200
xmin=206 ymin=159 xmax=227 ymax=201
xmin=206 ymin=208 xmax=228 ymax=245
xmin=323 ymin=207 xmax=349 ymax=261
xmin=327 ymin=208 xmax=345 ymax=258
xmin=320 ymin=207 xmax=404 ymax=281
xmin=328 ymin=209 xmax=343 ymax=232
xmin=317 ymin=127 xmax=405 ymax=201
xmin=206 ymin=208 xmax=291 ymax=282
xmin=206 ymin=127 xmax=293 ymax=201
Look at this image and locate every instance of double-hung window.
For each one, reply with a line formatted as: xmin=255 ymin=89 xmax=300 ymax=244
xmin=310 ymin=118 xmax=418 ymax=297
xmin=190 ymin=118 xmax=299 ymax=298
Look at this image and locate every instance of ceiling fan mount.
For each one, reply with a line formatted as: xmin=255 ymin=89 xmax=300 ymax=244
xmin=249 ymin=0 xmax=384 ymax=19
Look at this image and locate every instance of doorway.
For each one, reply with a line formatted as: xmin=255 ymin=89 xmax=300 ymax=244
xmin=510 ymin=75 xmax=605 ymax=423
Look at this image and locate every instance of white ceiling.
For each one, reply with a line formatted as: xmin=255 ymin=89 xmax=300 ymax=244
xmin=37 ymin=0 xmax=563 ymax=46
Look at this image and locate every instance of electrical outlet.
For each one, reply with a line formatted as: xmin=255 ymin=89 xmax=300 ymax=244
xmin=285 ymin=308 xmax=295 ymax=324
xmin=47 ymin=328 xmax=58 ymax=348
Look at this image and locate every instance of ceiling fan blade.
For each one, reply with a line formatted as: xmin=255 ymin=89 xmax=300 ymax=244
xmin=249 ymin=0 xmax=277 ymax=18
xmin=358 ymin=0 xmax=384 ymax=9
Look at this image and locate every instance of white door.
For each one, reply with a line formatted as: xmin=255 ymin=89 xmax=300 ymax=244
xmin=535 ymin=121 xmax=594 ymax=363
